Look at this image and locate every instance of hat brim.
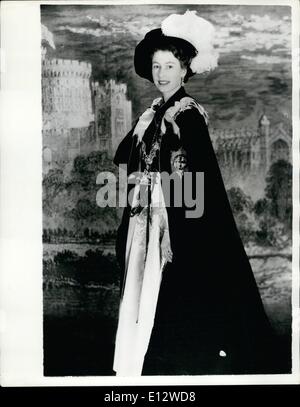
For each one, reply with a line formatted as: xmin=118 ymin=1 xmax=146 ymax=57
xmin=134 ymin=28 xmax=197 ymax=83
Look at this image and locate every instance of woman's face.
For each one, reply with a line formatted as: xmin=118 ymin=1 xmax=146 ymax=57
xmin=152 ymin=50 xmax=187 ymax=101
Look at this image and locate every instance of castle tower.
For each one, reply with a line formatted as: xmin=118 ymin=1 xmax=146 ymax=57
xmin=91 ymin=81 xmax=111 ymax=151
xmin=105 ymin=79 xmax=132 ymax=155
xmin=42 ymin=58 xmax=95 ymax=163
xmin=92 ymin=79 xmax=132 ymax=156
xmin=42 ymin=58 xmax=93 ymax=127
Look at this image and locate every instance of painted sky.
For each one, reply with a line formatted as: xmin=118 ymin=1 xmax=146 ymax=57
xmin=41 ymin=4 xmax=292 ymax=129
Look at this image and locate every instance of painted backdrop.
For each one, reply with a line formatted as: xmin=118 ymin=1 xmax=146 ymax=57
xmin=41 ymin=4 xmax=292 ymax=376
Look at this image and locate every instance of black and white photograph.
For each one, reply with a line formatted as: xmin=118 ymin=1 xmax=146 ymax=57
xmin=0 ymin=0 xmax=299 ymax=386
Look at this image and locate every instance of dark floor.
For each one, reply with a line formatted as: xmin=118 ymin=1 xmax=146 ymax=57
xmin=43 ymin=314 xmax=291 ymax=376
xmin=44 ymin=315 xmax=117 ymax=376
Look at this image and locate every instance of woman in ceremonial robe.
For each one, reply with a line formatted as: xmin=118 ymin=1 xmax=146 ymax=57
xmin=112 ymin=11 xmax=277 ymax=376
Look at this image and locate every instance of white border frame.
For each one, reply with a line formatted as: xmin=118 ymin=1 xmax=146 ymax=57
xmin=0 ymin=0 xmax=299 ymax=386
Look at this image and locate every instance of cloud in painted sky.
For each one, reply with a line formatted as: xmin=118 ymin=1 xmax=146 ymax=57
xmin=226 ymin=12 xmax=288 ymax=33
xmin=58 ymin=13 xmax=155 ymax=38
xmin=57 ymin=24 xmax=126 ymax=37
xmin=86 ymin=15 xmax=106 ymax=25
xmin=214 ymin=13 xmax=290 ymax=58
xmin=55 ymin=8 xmax=291 ymax=65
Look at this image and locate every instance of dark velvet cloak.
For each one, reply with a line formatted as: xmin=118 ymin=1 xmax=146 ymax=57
xmin=114 ymin=87 xmax=278 ymax=375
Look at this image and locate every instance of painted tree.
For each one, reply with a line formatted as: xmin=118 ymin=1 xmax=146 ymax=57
xmin=227 ymin=187 xmax=255 ymax=243
xmin=227 ymin=187 xmax=254 ymax=214
xmin=265 ymin=159 xmax=292 ymax=227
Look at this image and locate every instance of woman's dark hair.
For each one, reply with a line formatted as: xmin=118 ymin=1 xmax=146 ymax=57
xmin=151 ymin=37 xmax=197 ymax=83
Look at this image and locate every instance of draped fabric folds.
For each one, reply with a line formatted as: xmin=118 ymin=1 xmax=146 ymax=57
xmin=113 ymin=174 xmax=170 ymax=376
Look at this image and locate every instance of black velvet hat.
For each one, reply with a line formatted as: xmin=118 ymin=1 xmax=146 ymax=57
xmin=134 ymin=28 xmax=197 ymax=83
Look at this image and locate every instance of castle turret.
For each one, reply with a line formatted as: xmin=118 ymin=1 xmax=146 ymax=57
xmin=42 ymin=57 xmax=95 ymax=166
xmin=258 ymin=114 xmax=270 ymax=173
xmin=42 ymin=58 xmax=94 ymax=128
xmin=259 ymin=114 xmax=270 ymax=134
xmin=41 ymin=25 xmax=132 ymax=169
xmin=92 ymin=79 xmax=132 ymax=156
xmin=92 ymin=80 xmax=110 ymax=150
xmin=107 ymin=80 xmax=132 ymax=155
